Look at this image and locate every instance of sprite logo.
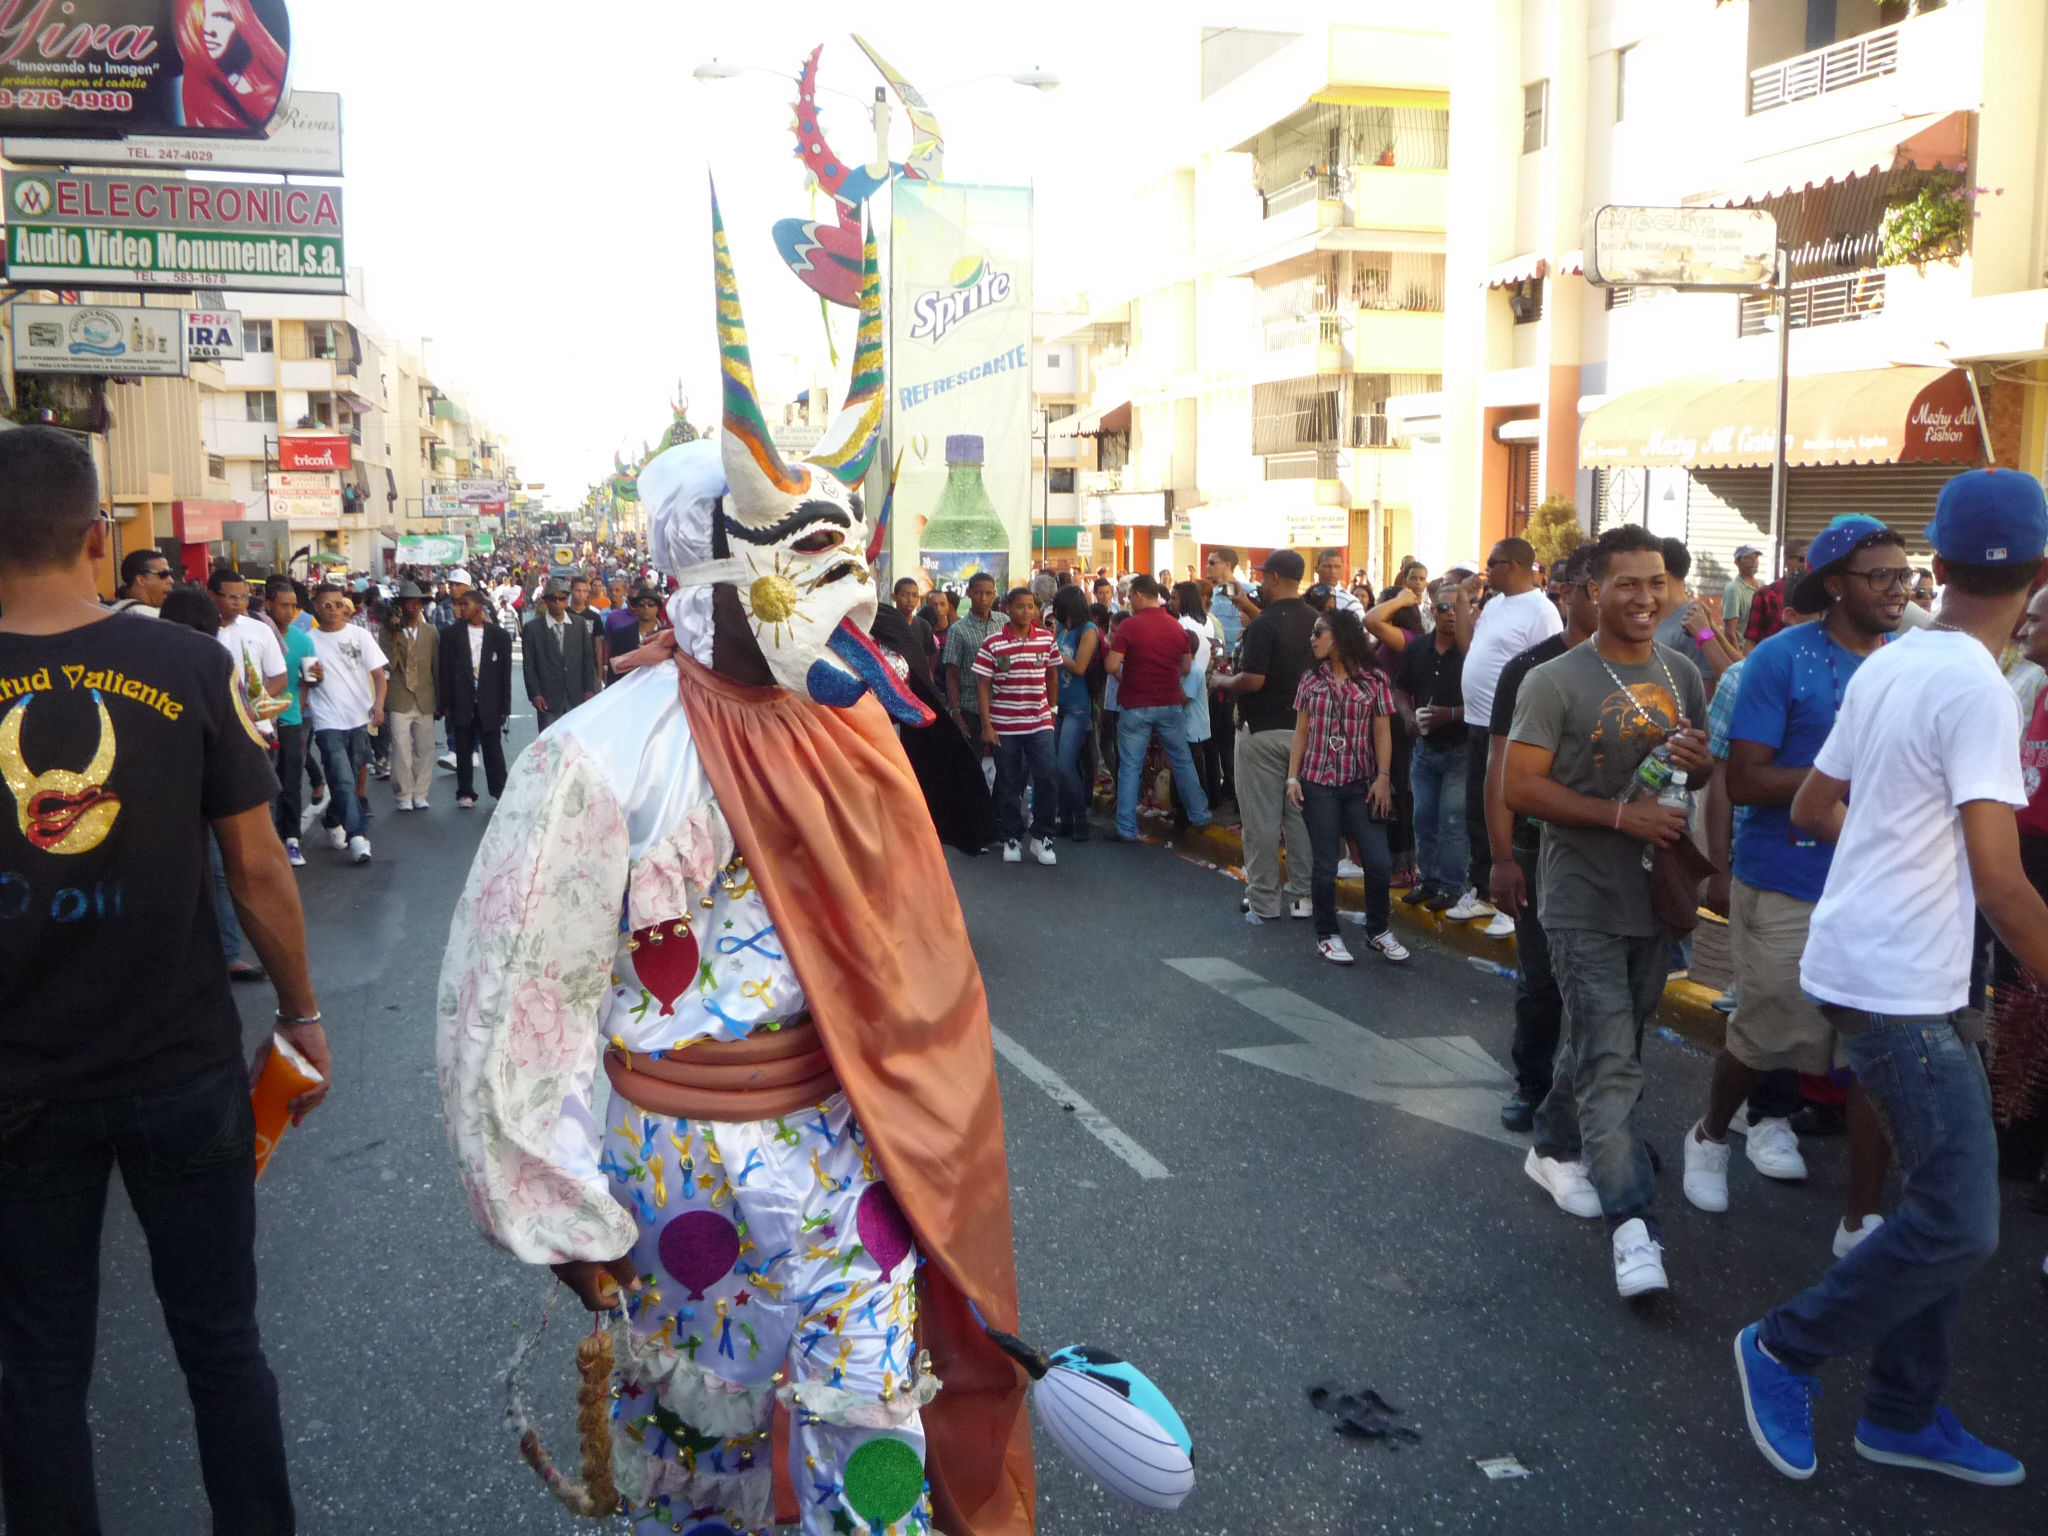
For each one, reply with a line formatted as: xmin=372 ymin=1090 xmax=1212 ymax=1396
xmin=908 ymin=255 xmax=1013 ymax=347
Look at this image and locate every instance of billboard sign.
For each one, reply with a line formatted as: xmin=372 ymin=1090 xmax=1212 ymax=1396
xmin=11 ymin=300 xmax=183 ymax=374
xmin=268 ymin=472 xmax=340 ymax=520
xmin=3 ymin=169 xmax=345 ymax=293
xmin=277 ymin=433 xmax=350 ymax=472
xmin=890 ymin=180 xmax=1034 ymax=588
xmin=185 ymin=307 xmax=241 ymax=360
xmin=398 ymin=533 xmax=466 ymax=565
xmin=5 ymin=87 xmax=340 ymax=173
xmin=0 ymin=0 xmax=292 ymax=139
xmin=424 ymin=495 xmax=464 ymax=517
xmin=458 ymin=478 xmax=508 ymax=505
xmin=1584 ymin=205 xmax=1778 ymax=290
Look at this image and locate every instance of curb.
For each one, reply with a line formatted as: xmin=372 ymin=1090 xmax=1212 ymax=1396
xmin=1143 ymin=816 xmax=1728 ymax=1054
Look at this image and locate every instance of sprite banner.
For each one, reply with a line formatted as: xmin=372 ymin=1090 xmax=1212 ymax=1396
xmin=887 ymin=181 xmax=1032 ymax=589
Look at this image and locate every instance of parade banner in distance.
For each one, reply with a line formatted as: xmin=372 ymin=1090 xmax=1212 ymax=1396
xmin=11 ymin=299 xmax=184 ymax=374
xmin=0 ymin=0 xmax=292 ymax=138
xmin=3 ymin=169 xmax=345 ymax=292
xmin=889 ymin=180 xmax=1033 ymax=588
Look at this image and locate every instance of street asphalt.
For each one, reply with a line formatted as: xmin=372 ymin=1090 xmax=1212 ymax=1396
xmin=54 ymin=719 xmax=2048 ymax=1536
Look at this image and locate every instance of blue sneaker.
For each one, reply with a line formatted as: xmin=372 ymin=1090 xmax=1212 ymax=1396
xmin=1734 ymin=1324 xmax=1819 ymax=1480
xmin=1855 ymin=1407 xmax=2025 ymax=1486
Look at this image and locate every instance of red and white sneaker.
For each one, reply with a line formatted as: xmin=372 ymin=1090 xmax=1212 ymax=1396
xmin=1317 ymin=936 xmax=1355 ymax=965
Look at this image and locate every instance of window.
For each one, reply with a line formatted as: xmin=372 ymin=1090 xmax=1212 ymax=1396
xmin=242 ymin=319 xmax=273 ymax=353
xmin=207 ymin=453 xmax=226 ymax=480
xmin=1049 ymin=468 xmax=1076 ymax=494
xmin=1522 ymin=79 xmax=1549 ymax=153
xmin=1615 ymin=46 xmax=1634 ymax=122
xmin=245 ymin=390 xmax=277 ymax=423
xmin=308 ymin=322 xmax=340 ymax=360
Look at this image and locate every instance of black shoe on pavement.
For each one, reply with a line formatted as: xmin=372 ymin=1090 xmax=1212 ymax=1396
xmin=1500 ymin=1091 xmax=1540 ymax=1133
xmin=1424 ymin=887 xmax=1459 ymax=912
xmin=1401 ymin=882 xmax=1439 ymax=907
xmin=1789 ymin=1102 xmax=1848 ymax=1138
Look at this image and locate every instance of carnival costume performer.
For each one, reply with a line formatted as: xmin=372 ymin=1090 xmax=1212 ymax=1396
xmin=437 ymin=197 xmax=1034 ymax=1536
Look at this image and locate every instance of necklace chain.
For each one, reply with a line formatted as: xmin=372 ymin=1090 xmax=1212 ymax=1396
xmin=1585 ymin=638 xmax=1682 ymax=738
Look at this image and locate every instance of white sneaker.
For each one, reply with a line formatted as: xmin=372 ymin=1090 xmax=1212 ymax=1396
xmin=1483 ymin=911 xmax=1516 ymax=939
xmin=1612 ymin=1217 xmax=1669 ymax=1298
xmin=327 ymin=825 xmax=347 ymax=850
xmin=1365 ymin=928 xmax=1410 ymax=963
xmin=1317 ymin=935 xmax=1355 ymax=965
xmin=1523 ymin=1147 xmax=1602 ymax=1219
xmin=1682 ymin=1121 xmax=1731 ymax=1213
xmin=285 ymin=838 xmax=304 ymax=868
xmin=348 ymin=834 xmax=372 ymax=864
xmin=437 ymin=751 xmax=458 ymax=770
xmin=414 ymin=798 xmax=430 ymax=811
xmin=1028 ymin=836 xmax=1058 ymax=866
xmin=1336 ymin=858 xmax=1364 ymax=879
xmin=1833 ymin=1213 xmax=1884 ymax=1259
xmin=1289 ymin=896 xmax=1313 ymax=919
xmin=1445 ymin=887 xmax=1497 ymax=922
xmin=1003 ymin=839 xmax=1023 ymax=863
xmin=395 ymin=798 xmax=415 ymax=812
xmin=1744 ymin=1117 xmax=1808 ymax=1181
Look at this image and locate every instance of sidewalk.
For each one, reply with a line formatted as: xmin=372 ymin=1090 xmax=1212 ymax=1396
xmin=1125 ymin=807 xmax=1729 ymax=1052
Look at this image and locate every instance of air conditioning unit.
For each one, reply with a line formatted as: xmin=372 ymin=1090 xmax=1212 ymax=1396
xmin=1352 ymin=414 xmax=1391 ymax=448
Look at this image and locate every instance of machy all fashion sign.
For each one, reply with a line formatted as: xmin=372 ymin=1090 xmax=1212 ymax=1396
xmin=3 ymin=168 xmax=345 ymax=293
xmin=0 ymin=0 xmax=292 ymax=138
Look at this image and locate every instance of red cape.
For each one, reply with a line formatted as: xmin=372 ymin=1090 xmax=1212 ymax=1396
xmin=675 ymin=654 xmax=1035 ymax=1536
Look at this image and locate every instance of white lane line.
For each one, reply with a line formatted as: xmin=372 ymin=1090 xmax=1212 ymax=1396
xmin=989 ymin=1027 xmax=1170 ymax=1180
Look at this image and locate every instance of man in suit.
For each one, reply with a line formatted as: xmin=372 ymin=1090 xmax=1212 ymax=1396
xmin=380 ymin=580 xmax=440 ymax=811
xmin=521 ymin=580 xmax=599 ymax=732
xmin=437 ymin=588 xmax=513 ymax=807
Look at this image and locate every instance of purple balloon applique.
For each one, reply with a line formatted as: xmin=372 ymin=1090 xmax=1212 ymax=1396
xmin=857 ymin=1183 xmax=913 ymax=1276
xmin=658 ymin=1209 xmax=740 ymax=1299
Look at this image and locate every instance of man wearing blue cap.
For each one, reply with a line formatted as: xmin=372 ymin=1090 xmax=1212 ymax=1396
xmin=1683 ymin=515 xmax=1908 ymax=1242
xmin=1736 ymin=469 xmax=2048 ymax=1488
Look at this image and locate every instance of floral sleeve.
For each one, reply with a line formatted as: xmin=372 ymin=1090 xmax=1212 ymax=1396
xmin=436 ymin=731 xmax=638 ymax=1265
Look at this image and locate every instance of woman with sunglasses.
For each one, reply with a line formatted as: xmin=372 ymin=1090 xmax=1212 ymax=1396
xmin=1286 ymin=608 xmax=1409 ymax=965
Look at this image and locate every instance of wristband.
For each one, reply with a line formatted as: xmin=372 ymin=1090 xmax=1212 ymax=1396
xmin=1613 ymin=802 xmax=1624 ymax=831
xmin=277 ymin=1012 xmax=323 ymax=1027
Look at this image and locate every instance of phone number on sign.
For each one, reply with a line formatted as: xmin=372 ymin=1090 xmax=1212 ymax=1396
xmin=0 ymin=90 xmax=135 ymax=112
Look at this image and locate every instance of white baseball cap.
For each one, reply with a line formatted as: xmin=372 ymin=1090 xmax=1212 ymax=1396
xmin=448 ymin=567 xmax=474 ymax=586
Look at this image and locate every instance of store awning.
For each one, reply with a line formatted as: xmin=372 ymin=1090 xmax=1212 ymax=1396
xmin=1580 ymin=366 xmax=1984 ymax=470
xmin=1073 ymin=400 xmax=1132 ymax=436
xmin=1030 ymin=524 xmax=1081 ymax=550
xmin=1694 ymin=111 xmax=1969 ymax=208
xmin=1485 ymin=252 xmax=1547 ymax=289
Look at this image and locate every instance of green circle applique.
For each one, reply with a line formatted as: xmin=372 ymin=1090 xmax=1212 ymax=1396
xmin=842 ymin=1436 xmax=924 ymax=1527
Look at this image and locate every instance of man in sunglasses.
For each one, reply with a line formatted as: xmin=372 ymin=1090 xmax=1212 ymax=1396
xmin=110 ymin=547 xmax=176 ymax=615
xmin=1683 ymin=516 xmax=1908 ymax=1245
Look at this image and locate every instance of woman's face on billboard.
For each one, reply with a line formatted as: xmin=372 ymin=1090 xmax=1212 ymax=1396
xmin=203 ymin=0 xmax=237 ymax=60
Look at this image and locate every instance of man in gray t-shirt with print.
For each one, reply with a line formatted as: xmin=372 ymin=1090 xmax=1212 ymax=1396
xmin=1506 ymin=526 xmax=1711 ymax=1300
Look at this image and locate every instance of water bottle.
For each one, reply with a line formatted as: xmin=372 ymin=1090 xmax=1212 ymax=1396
xmin=1643 ymin=769 xmax=1691 ymax=870
xmin=1628 ymin=741 xmax=1676 ymax=801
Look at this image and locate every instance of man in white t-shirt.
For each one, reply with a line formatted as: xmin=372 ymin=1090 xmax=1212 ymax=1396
xmin=307 ymin=584 xmax=388 ymax=865
xmin=209 ymin=568 xmax=286 ymax=741
xmin=1735 ymin=469 xmax=2048 ymax=1489
xmin=1453 ymin=537 xmax=1562 ymax=920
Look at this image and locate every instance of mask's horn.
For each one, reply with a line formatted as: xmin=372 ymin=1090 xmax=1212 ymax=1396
xmin=808 ymin=209 xmax=884 ymax=490
xmin=714 ymin=179 xmax=810 ymax=526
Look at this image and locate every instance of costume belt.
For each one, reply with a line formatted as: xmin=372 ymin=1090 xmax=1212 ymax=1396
xmin=603 ymin=1017 xmax=839 ymax=1121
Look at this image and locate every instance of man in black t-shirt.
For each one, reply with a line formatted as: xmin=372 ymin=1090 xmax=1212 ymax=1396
xmin=1485 ymin=548 xmax=1594 ymax=1132
xmin=1216 ymin=549 xmax=1317 ymax=919
xmin=0 ymin=427 xmax=327 ymax=1535
xmin=1392 ymin=580 xmax=1469 ymax=909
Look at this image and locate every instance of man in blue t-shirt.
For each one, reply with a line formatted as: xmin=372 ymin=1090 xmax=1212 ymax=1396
xmin=1681 ymin=516 xmax=1908 ymax=1250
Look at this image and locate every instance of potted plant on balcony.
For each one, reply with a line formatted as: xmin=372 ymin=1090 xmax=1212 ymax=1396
xmin=1880 ymin=173 xmax=1970 ymax=269
xmin=1375 ymin=137 xmax=1396 ymax=167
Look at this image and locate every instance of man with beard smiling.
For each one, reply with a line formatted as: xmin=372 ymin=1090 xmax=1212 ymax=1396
xmin=1506 ymin=524 xmax=1711 ymax=1298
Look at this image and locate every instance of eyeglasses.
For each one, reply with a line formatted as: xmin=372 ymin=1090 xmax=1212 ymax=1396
xmin=1433 ymin=602 xmax=1455 ymax=613
xmin=1844 ymin=565 xmax=1914 ymax=592
xmin=1485 ymin=555 xmax=1515 ymax=568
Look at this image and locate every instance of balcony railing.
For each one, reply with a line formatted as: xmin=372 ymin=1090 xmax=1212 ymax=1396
xmin=1749 ymin=24 xmax=1900 ymax=113
xmin=1263 ymin=450 xmax=1339 ymax=481
xmin=1736 ymin=268 xmax=1887 ymax=337
xmin=1263 ymin=173 xmax=1336 ymax=219
xmin=1260 ymin=313 xmax=1348 ymax=352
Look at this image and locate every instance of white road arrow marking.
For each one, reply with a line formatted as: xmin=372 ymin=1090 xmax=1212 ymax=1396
xmin=1167 ymin=957 xmax=1521 ymax=1148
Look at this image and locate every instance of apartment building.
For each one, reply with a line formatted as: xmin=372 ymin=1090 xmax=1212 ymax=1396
xmin=1045 ymin=18 xmax=1453 ymax=580
xmin=1404 ymin=0 xmax=2048 ymax=588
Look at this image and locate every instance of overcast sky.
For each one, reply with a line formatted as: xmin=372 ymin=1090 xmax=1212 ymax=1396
xmin=289 ymin=2 xmax=1301 ymax=505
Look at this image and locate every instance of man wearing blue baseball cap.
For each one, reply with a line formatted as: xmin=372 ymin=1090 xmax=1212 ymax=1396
xmin=1683 ymin=515 xmax=1908 ymax=1239
xmin=1735 ymin=470 xmax=2048 ymax=1487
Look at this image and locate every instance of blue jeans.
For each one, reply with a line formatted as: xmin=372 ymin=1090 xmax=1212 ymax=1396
xmin=209 ymin=834 xmax=244 ymax=965
xmin=1300 ymin=779 xmax=1392 ymax=937
xmin=993 ymin=728 xmax=1058 ymax=842
xmin=1534 ymin=928 xmax=1668 ymax=1232
xmin=1055 ymin=707 xmax=1093 ymax=832
xmin=1409 ymin=733 xmax=1468 ymax=891
xmin=1761 ymin=1010 xmax=1999 ymax=1432
xmin=1116 ymin=704 xmax=1210 ymax=839
xmin=314 ymin=725 xmax=371 ymax=839
xmin=0 ymin=1063 xmax=293 ymax=1534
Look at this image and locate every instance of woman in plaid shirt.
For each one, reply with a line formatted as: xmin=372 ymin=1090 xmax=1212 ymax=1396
xmin=1287 ymin=608 xmax=1410 ymax=965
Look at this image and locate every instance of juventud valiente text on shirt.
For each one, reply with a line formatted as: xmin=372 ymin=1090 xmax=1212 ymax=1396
xmin=0 ymin=663 xmax=187 ymax=720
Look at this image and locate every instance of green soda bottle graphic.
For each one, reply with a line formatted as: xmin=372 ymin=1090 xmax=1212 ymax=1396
xmin=920 ymin=434 xmax=1008 ymax=562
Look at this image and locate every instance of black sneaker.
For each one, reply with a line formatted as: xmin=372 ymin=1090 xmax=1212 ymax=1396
xmin=1424 ymin=887 xmax=1459 ymax=912
xmin=1500 ymin=1091 xmax=1540 ymax=1133
xmin=1400 ymin=882 xmax=1438 ymax=907
xmin=1789 ymin=1102 xmax=1848 ymax=1138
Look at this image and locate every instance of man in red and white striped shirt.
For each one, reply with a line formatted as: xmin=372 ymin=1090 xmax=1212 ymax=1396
xmin=973 ymin=588 xmax=1062 ymax=865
